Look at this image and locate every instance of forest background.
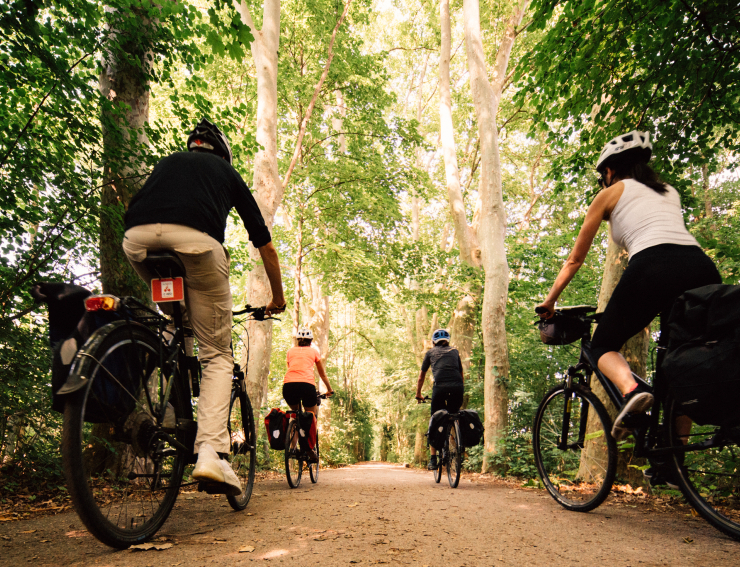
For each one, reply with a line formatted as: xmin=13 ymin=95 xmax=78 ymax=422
xmin=1 ymin=0 xmax=738 ymax=499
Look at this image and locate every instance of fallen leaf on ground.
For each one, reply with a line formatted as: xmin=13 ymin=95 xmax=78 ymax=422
xmin=314 ymin=536 xmax=328 ymax=541
xmin=350 ymin=561 xmax=361 ymax=564
xmin=18 ymin=530 xmax=36 ymax=534
xmin=0 ymin=518 xmax=14 ymax=522
xmin=130 ymin=543 xmax=173 ymax=551
xmin=65 ymin=530 xmax=89 ymax=538
xmin=239 ymin=545 xmax=255 ymax=553
xmin=246 ymin=513 xmax=254 ymax=516
xmin=347 ymin=502 xmax=360 ymax=507
xmin=683 ymin=537 xmax=694 ymax=544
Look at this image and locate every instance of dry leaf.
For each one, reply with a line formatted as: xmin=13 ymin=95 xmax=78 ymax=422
xmin=313 ymin=536 xmax=328 ymax=541
xmin=246 ymin=513 xmax=254 ymax=516
xmin=130 ymin=543 xmax=173 ymax=551
xmin=239 ymin=545 xmax=255 ymax=553
xmin=65 ymin=530 xmax=89 ymax=538
xmin=0 ymin=518 xmax=14 ymax=522
xmin=350 ymin=561 xmax=361 ymax=564
xmin=19 ymin=530 xmax=36 ymax=534
xmin=347 ymin=502 xmax=360 ymax=508
xmin=683 ymin=537 xmax=694 ymax=544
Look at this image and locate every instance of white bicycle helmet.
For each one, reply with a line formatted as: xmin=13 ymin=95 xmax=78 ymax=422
xmin=297 ymin=328 xmax=313 ymax=340
xmin=595 ymin=131 xmax=652 ymax=173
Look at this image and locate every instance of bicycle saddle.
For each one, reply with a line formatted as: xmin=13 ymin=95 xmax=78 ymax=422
xmin=143 ymin=250 xmax=186 ymax=279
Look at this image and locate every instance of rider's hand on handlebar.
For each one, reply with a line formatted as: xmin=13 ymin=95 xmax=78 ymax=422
xmin=416 ymin=395 xmax=425 ymax=403
xmin=326 ymin=389 xmax=334 ymax=398
xmin=535 ymin=301 xmax=555 ymax=319
xmin=265 ymin=300 xmax=287 ymax=317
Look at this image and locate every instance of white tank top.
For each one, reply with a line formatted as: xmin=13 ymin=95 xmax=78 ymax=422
xmin=609 ymin=179 xmax=699 ymax=259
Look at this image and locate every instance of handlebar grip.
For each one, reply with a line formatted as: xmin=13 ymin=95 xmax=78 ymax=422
xmin=534 ymin=306 xmax=548 ymax=314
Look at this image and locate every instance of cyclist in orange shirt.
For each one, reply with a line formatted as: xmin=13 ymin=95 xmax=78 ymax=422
xmin=283 ymin=328 xmax=334 ymax=460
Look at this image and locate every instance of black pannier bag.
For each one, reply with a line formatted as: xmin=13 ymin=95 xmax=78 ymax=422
xmin=457 ymin=409 xmax=484 ymax=447
xmin=662 ymin=284 xmax=740 ymax=426
xmin=427 ymin=409 xmax=449 ymax=451
xmin=537 ymin=313 xmax=589 ymax=345
xmin=264 ymin=408 xmax=289 ymax=450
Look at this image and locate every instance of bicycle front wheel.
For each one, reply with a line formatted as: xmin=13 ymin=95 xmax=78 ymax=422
xmin=309 ymin=433 xmax=319 ymax=483
xmin=285 ymin=420 xmax=303 ymax=488
xmin=533 ymin=384 xmax=617 ymax=512
xmin=61 ymin=322 xmax=188 ymax=548
xmin=226 ymin=383 xmax=256 ymax=510
xmin=664 ymin=397 xmax=740 ymax=540
xmin=447 ymin=420 xmax=462 ymax=488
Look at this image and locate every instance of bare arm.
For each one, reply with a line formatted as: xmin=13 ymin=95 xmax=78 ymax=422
xmin=316 ymin=359 xmax=333 ymax=395
xmin=537 ymin=191 xmax=611 ymax=317
xmin=257 ymin=241 xmax=286 ymax=315
xmin=416 ymin=369 xmax=427 ymax=399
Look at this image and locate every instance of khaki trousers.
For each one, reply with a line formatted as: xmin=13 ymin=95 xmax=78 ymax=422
xmin=122 ymin=224 xmax=233 ymax=454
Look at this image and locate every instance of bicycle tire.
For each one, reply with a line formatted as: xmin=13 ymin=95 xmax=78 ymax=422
xmin=447 ymin=419 xmax=462 ymax=488
xmin=664 ymin=396 xmax=740 ymax=540
xmin=533 ymin=383 xmax=617 ymax=512
xmin=285 ymin=420 xmax=303 ymax=488
xmin=226 ymin=383 xmax=256 ymax=510
xmin=309 ymin=431 xmax=319 ymax=483
xmin=61 ymin=322 xmax=188 ymax=548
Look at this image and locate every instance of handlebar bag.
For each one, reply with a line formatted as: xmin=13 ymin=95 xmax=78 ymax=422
xmin=663 ymin=284 xmax=740 ymax=426
xmin=264 ymin=408 xmax=289 ymax=450
xmin=427 ymin=409 xmax=449 ymax=451
xmin=298 ymin=411 xmax=317 ymax=451
xmin=457 ymin=409 xmax=484 ymax=447
xmin=537 ymin=313 xmax=589 ymax=345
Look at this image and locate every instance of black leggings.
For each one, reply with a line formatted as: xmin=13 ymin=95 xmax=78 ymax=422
xmin=591 ymin=244 xmax=721 ymax=363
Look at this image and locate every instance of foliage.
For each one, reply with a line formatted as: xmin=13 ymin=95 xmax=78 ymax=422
xmin=519 ymin=0 xmax=740 ymax=194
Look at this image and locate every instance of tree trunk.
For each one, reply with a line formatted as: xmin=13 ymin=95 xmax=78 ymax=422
xmin=463 ymin=0 xmax=528 ymax=472
xmin=99 ymin=6 xmax=151 ymax=298
xmin=578 ymin=238 xmax=649 ymax=483
xmin=236 ymin=0 xmax=282 ymax=409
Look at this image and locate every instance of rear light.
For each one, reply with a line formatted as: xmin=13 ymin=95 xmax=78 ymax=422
xmin=85 ymin=295 xmax=120 ymax=312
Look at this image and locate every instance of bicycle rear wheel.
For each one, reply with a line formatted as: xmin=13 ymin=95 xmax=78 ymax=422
xmin=447 ymin=420 xmax=462 ymax=488
xmin=226 ymin=382 xmax=256 ymax=510
xmin=533 ymin=384 xmax=617 ymax=512
xmin=309 ymin=433 xmax=319 ymax=483
xmin=285 ymin=420 xmax=303 ymax=488
xmin=433 ymin=453 xmax=443 ymax=483
xmin=664 ymin=397 xmax=740 ymax=540
xmin=61 ymin=322 xmax=188 ymax=548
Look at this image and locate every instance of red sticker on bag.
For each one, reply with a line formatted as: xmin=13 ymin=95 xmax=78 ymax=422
xmin=151 ymin=277 xmax=184 ymax=302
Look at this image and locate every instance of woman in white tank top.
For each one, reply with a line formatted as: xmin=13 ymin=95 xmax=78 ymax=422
xmin=536 ymin=131 xmax=721 ymax=440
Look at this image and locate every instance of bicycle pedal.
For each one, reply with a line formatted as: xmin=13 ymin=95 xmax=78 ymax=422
xmin=197 ymin=481 xmax=229 ymax=495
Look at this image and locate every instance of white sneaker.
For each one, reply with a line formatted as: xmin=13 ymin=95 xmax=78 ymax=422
xmin=192 ymin=444 xmax=242 ymax=497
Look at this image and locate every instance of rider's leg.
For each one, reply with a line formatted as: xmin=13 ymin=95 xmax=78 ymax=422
xmin=597 ymin=351 xmax=637 ymax=395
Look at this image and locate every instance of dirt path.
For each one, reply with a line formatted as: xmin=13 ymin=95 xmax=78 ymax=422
xmin=0 ymin=462 xmax=737 ymax=566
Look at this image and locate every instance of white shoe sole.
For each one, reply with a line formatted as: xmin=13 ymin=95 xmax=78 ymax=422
xmin=611 ymin=392 xmax=654 ymax=440
xmin=192 ymin=459 xmax=225 ymax=483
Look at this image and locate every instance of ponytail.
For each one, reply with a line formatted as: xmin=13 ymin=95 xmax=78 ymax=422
xmin=612 ymin=160 xmax=668 ymax=194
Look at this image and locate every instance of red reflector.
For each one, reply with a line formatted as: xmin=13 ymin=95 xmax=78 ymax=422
xmin=85 ymin=295 xmax=120 ymax=312
xmin=151 ymin=277 xmax=185 ymax=303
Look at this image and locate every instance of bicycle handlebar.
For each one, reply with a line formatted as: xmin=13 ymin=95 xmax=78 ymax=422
xmin=416 ymin=395 xmax=431 ymax=404
xmin=233 ymin=305 xmax=283 ymax=321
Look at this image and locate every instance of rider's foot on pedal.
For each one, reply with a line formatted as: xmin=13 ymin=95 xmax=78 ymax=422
xmin=612 ymin=385 xmax=654 ymax=440
xmin=427 ymin=455 xmax=438 ymax=470
xmin=192 ymin=443 xmax=242 ymax=497
xmin=643 ymin=465 xmax=681 ymax=490
xmin=306 ymin=448 xmax=319 ymax=463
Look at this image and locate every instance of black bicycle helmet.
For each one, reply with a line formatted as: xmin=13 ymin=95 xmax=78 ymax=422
xmin=186 ymin=118 xmax=233 ymax=164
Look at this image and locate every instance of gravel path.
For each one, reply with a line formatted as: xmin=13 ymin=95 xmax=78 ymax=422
xmin=0 ymin=462 xmax=737 ymax=566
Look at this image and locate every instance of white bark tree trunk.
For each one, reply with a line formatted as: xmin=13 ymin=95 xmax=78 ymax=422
xmin=463 ymin=0 xmax=528 ymax=471
xmin=236 ymin=0 xmax=282 ymax=408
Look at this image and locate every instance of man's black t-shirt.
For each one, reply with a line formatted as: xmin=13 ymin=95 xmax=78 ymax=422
xmin=125 ymin=152 xmax=271 ymax=246
xmin=421 ymin=346 xmax=464 ymax=387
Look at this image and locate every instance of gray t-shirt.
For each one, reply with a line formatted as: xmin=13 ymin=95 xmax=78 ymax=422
xmin=421 ymin=346 xmax=463 ymax=386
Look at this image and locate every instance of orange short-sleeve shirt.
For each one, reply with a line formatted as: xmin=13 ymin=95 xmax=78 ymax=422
xmin=283 ymin=346 xmax=320 ymax=385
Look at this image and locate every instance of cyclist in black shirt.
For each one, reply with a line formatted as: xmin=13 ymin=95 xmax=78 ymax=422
xmin=416 ymin=329 xmax=465 ymax=470
xmin=123 ymin=119 xmax=286 ymax=496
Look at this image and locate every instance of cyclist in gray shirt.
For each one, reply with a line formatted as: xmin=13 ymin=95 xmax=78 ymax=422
xmin=416 ymin=329 xmax=465 ymax=470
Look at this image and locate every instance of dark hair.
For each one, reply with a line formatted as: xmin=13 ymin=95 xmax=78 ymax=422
xmin=607 ymin=158 xmax=667 ymax=194
xmin=435 ymin=340 xmax=450 ymax=347
xmin=298 ymin=338 xmax=312 ymax=347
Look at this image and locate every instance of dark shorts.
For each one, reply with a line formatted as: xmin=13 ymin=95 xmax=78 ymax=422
xmin=431 ymin=384 xmax=464 ymax=415
xmin=591 ymin=244 xmax=721 ymax=363
xmin=283 ymin=382 xmax=318 ymax=409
